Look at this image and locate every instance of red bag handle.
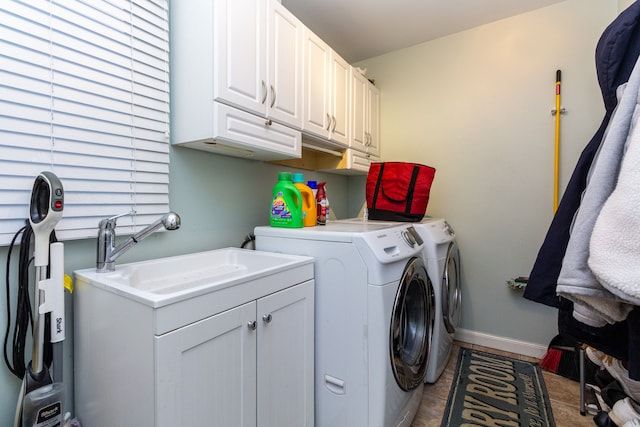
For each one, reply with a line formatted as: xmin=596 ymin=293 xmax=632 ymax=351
xmin=371 ymin=164 xmax=421 ymax=215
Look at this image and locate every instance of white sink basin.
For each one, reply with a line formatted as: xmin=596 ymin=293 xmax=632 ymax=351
xmin=74 ymin=248 xmax=314 ymax=309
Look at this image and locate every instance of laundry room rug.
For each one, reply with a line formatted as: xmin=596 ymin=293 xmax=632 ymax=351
xmin=441 ymin=348 xmax=555 ymax=427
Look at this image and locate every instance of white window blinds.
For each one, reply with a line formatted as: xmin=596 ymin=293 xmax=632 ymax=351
xmin=0 ymin=0 xmax=170 ymax=245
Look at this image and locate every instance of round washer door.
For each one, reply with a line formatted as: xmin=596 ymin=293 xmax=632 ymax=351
xmin=442 ymin=241 xmax=461 ymax=334
xmin=389 ymin=257 xmax=435 ymax=391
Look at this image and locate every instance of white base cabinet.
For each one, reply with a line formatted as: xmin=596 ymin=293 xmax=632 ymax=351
xmin=74 ymin=269 xmax=314 ymax=427
xmin=156 ymin=282 xmax=314 ymax=427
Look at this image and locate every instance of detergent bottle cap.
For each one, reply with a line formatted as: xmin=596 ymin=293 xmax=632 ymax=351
xmin=292 ymin=173 xmax=305 ymax=183
xmin=307 ymin=180 xmax=317 ymax=190
xmin=278 ymin=171 xmax=293 ymax=182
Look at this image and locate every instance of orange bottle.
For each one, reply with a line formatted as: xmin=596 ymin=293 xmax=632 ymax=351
xmin=292 ymin=173 xmax=317 ymax=227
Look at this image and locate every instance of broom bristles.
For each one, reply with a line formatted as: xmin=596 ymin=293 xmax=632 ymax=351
xmin=539 ymin=334 xmax=581 ymax=381
xmin=540 ymin=348 xmax=562 ymax=372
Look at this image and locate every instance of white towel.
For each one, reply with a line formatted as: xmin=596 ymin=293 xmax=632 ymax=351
xmin=589 ymin=95 xmax=640 ymax=307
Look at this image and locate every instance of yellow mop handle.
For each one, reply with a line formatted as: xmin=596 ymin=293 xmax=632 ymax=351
xmin=554 ymin=70 xmax=561 ymax=213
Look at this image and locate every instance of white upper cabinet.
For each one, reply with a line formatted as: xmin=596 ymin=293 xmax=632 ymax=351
xmin=171 ymin=0 xmax=378 ymax=168
xmin=267 ymin=2 xmax=304 ymax=128
xmin=171 ymin=0 xmax=302 ymax=160
xmin=214 ymin=0 xmax=303 ymax=128
xmin=330 ymin=52 xmax=351 ymax=146
xmin=302 ymin=29 xmax=330 ymax=139
xmin=213 ymin=0 xmax=266 ymax=115
xmin=303 ymin=28 xmax=350 ymax=147
xmin=350 ymin=68 xmax=380 ymax=157
xmin=366 ymin=82 xmax=380 ymax=157
xmin=350 ymin=69 xmax=368 ymax=153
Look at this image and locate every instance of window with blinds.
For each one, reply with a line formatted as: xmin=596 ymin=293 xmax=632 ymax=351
xmin=0 ymin=0 xmax=170 ymax=245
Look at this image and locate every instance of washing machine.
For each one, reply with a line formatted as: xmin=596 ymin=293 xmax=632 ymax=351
xmin=413 ymin=217 xmax=461 ymax=383
xmin=254 ymin=220 xmax=435 ymax=427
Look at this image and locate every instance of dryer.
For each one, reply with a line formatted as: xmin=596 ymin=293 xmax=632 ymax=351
xmin=254 ymin=220 xmax=435 ymax=427
xmin=413 ymin=218 xmax=461 ymax=384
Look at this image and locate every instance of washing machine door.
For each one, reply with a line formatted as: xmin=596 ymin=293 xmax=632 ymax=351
xmin=442 ymin=241 xmax=461 ymax=334
xmin=390 ymin=257 xmax=435 ymax=391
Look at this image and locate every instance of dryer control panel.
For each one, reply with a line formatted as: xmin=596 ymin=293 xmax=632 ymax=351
xmin=402 ymin=226 xmax=424 ymax=247
xmin=418 ymin=219 xmax=455 ymax=244
xmin=355 ymin=225 xmax=425 ymax=265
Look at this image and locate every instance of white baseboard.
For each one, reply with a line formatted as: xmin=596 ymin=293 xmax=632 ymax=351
xmin=455 ymin=328 xmax=548 ymax=359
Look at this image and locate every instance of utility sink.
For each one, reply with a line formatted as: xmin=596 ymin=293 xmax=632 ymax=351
xmin=74 ymin=248 xmax=314 ymax=312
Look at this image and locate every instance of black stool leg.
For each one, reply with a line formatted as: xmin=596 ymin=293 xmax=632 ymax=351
xmin=580 ymin=346 xmax=586 ymax=416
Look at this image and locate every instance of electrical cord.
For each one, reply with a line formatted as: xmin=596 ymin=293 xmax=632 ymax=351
xmin=4 ymin=222 xmax=31 ymax=379
xmin=3 ymin=222 xmax=55 ymax=380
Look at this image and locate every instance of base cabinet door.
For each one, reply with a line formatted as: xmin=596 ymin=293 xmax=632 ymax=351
xmin=155 ymin=280 xmax=314 ymax=427
xmin=156 ymin=302 xmax=258 ymax=427
xmin=257 ymin=281 xmax=315 ymax=427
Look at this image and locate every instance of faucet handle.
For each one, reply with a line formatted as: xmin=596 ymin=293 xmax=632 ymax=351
xmin=99 ymin=210 xmax=136 ymax=229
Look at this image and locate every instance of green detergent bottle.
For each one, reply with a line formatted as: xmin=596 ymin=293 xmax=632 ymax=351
xmin=270 ymin=172 xmax=303 ymax=228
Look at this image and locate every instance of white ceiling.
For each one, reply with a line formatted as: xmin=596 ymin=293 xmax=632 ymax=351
xmin=281 ymin=0 xmax=566 ymax=63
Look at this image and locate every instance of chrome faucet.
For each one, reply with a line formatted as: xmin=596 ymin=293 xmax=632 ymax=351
xmin=96 ymin=211 xmax=181 ymax=272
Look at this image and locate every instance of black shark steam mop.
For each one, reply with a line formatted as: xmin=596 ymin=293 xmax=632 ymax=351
xmin=13 ymin=172 xmax=66 ymax=427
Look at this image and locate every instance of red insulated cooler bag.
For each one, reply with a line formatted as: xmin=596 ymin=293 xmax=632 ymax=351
xmin=366 ymin=162 xmax=436 ymax=222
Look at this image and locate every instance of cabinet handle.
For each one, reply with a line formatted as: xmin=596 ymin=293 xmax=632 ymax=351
xmin=261 ymin=81 xmax=267 ymax=104
xmin=247 ymin=320 xmax=257 ymax=330
xmin=262 ymin=313 xmax=272 ymax=324
xmin=332 ymin=116 xmax=337 ymax=133
xmin=265 ymin=119 xmax=272 ymax=126
xmin=326 ymin=114 xmax=331 ymax=131
xmin=270 ymin=85 xmax=276 ymax=108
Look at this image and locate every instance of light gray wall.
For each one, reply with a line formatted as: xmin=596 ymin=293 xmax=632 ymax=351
xmin=620 ymin=0 xmax=635 ymax=11
xmin=356 ymin=0 xmax=619 ymax=346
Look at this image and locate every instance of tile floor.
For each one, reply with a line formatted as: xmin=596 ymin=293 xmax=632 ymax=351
xmin=411 ymin=341 xmax=596 ymax=427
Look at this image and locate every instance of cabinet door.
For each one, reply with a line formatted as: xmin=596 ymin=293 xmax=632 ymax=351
xmin=329 ymin=51 xmax=350 ymax=146
xmin=212 ymin=102 xmax=301 ymax=160
xmin=350 ymin=69 xmax=368 ymax=152
xmin=257 ymin=280 xmax=314 ymax=427
xmin=214 ymin=0 xmax=267 ymax=115
xmin=348 ymin=149 xmax=375 ymax=172
xmin=302 ymin=28 xmax=331 ymax=139
xmin=267 ymin=0 xmax=303 ymax=129
xmin=156 ymin=302 xmax=257 ymax=427
xmin=367 ymin=82 xmax=380 ymax=157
